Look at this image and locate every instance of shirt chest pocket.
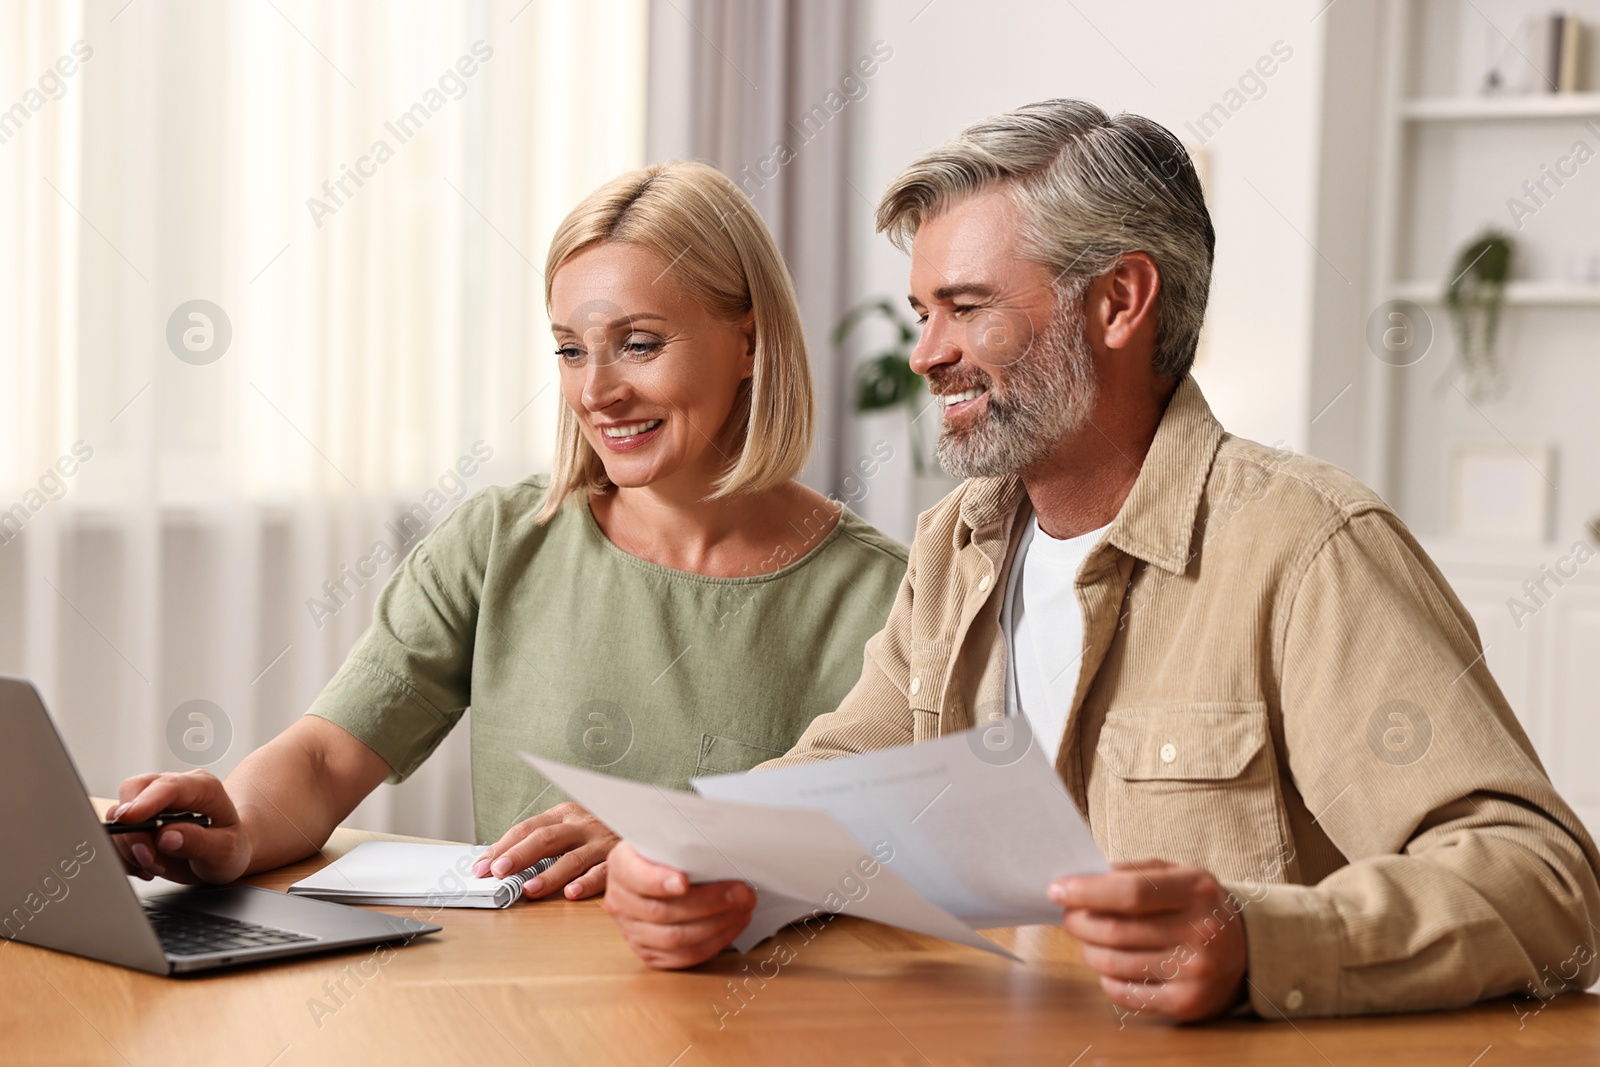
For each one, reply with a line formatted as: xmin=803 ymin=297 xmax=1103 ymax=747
xmin=1094 ymin=702 xmax=1291 ymax=882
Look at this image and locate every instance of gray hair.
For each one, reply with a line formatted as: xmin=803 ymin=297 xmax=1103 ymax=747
xmin=876 ymin=99 xmax=1214 ymax=379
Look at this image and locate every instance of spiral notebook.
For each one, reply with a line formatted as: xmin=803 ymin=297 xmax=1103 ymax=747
xmin=288 ymin=842 xmax=556 ymax=909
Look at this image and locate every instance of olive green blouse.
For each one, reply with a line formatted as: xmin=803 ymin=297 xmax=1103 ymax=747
xmin=308 ymin=476 xmax=908 ymax=842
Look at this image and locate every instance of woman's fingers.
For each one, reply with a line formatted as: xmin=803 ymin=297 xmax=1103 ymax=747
xmin=473 ymin=803 xmax=608 ymax=878
xmin=474 ymin=811 xmax=560 ymax=876
xmin=517 ymin=840 xmax=611 ymax=900
xmin=108 ymin=770 xmax=250 ymax=884
xmin=112 ymin=770 xmax=240 ymax=828
xmin=472 ymin=804 xmax=621 ymax=898
xmin=563 ymin=860 xmax=608 ymax=900
xmin=479 ymin=822 xmax=572 ymax=878
xmin=147 ymin=819 xmax=251 ymax=884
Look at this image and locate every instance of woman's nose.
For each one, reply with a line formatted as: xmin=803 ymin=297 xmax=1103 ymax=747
xmin=581 ymin=348 xmax=629 ymax=411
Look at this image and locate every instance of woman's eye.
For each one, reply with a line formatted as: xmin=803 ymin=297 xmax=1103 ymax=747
xmin=623 ymin=339 xmax=663 ymax=359
xmin=556 ymin=345 xmax=584 ymax=364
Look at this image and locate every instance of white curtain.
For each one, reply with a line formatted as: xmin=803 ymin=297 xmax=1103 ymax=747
xmin=0 ymin=0 xmax=646 ymax=841
xmin=645 ymin=0 xmax=860 ymax=494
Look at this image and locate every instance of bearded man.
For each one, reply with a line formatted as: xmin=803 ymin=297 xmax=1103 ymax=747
xmin=600 ymin=99 xmax=1600 ymax=1022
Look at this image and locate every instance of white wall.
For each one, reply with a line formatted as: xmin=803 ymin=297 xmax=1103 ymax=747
xmin=839 ymin=0 xmax=1329 ymax=539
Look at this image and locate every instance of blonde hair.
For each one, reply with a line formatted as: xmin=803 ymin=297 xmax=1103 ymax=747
xmin=535 ymin=162 xmax=814 ymax=523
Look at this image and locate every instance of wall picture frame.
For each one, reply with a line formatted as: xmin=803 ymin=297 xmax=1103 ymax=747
xmin=1446 ymin=442 xmax=1555 ymax=542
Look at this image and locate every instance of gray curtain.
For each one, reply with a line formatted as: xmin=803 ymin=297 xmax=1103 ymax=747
xmin=646 ymin=0 xmax=858 ymax=495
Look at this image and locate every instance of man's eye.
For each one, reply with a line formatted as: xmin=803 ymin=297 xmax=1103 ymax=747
xmin=951 ymin=304 xmax=981 ymax=317
xmin=914 ymin=313 xmax=929 ymax=326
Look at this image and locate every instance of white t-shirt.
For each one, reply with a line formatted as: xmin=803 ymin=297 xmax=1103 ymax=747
xmin=1001 ymin=513 xmax=1110 ymax=766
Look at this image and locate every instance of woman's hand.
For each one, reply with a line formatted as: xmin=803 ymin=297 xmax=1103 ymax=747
xmin=110 ymin=770 xmax=252 ymax=885
xmin=472 ymin=802 xmax=620 ymax=901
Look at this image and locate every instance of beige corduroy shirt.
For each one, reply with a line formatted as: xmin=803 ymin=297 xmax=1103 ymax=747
xmin=765 ymin=377 xmax=1600 ymax=1018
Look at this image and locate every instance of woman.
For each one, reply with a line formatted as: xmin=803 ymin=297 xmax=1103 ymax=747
xmin=111 ymin=162 xmax=908 ymax=901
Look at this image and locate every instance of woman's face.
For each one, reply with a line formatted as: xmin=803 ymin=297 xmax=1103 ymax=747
xmin=550 ymin=242 xmax=755 ymax=494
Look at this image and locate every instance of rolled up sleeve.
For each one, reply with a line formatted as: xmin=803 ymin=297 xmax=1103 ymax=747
xmin=1238 ymin=509 xmax=1600 ymax=1017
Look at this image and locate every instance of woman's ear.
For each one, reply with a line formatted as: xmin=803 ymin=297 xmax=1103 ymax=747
xmin=740 ymin=311 xmax=757 ymax=379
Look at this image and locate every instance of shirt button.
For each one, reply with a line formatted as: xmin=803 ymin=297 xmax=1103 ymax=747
xmin=909 ymin=677 xmax=922 ymax=697
xmin=978 ymin=574 xmax=991 ymax=592
xmin=1159 ymin=742 xmax=1177 ymax=764
xmin=1285 ymin=988 xmax=1304 ymax=1011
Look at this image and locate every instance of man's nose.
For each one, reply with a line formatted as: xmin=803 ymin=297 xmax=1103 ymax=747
xmin=909 ymin=315 xmax=960 ymax=378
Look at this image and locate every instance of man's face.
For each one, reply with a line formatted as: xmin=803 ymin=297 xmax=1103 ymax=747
xmin=906 ymin=188 xmax=1099 ymax=479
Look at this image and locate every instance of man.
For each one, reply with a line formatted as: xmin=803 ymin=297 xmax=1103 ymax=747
xmin=601 ymin=99 xmax=1600 ymax=1022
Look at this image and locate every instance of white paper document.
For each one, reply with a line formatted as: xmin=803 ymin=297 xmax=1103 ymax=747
xmin=522 ymin=726 xmax=1106 ymax=956
xmin=522 ymin=753 xmax=1010 ymax=956
xmin=694 ymin=727 xmax=1107 ymax=929
xmin=288 ymin=842 xmax=545 ymax=909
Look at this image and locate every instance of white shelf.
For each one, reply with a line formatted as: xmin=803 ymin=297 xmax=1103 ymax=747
xmin=1391 ymin=280 xmax=1600 ymax=305
xmin=1400 ymin=92 xmax=1600 ymax=121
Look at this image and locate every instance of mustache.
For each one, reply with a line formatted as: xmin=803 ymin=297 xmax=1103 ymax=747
xmin=926 ymin=365 xmax=993 ymax=396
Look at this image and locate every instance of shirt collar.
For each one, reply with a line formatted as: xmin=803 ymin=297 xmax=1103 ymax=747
xmin=954 ymin=376 xmax=1225 ymax=576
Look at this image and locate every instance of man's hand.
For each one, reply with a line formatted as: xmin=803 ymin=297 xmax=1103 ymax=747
xmin=472 ymin=802 xmax=620 ymax=901
xmin=602 ymin=842 xmax=756 ymax=968
xmin=1050 ymin=859 xmax=1248 ymax=1023
xmin=111 ymin=770 xmax=251 ymax=885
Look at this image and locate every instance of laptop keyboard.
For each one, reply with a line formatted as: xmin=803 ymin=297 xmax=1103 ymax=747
xmin=143 ymin=902 xmax=317 ymax=957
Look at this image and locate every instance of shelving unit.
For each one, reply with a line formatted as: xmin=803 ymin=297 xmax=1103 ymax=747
xmin=1356 ymin=1 xmax=1600 ymax=525
xmin=1400 ymin=91 xmax=1600 ymax=120
xmin=1391 ymin=279 xmax=1600 ymax=304
xmin=1323 ymin=0 xmax=1600 ymax=843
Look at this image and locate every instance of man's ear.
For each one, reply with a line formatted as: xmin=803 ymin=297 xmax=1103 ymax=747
xmin=1099 ymin=252 xmax=1161 ymax=352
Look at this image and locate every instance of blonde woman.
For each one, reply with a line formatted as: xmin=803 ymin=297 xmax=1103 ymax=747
xmin=110 ymin=162 xmax=908 ymax=901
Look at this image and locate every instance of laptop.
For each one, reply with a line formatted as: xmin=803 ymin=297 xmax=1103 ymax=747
xmin=0 ymin=676 xmax=440 ymax=974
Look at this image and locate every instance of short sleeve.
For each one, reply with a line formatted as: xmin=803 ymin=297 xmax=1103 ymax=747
xmin=307 ymin=495 xmax=492 ymax=782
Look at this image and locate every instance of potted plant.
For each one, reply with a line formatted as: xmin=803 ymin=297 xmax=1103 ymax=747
xmin=1444 ymin=231 xmax=1514 ymax=403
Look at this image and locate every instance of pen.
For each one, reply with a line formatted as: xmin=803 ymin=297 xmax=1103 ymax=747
xmin=103 ymin=811 xmax=211 ymax=835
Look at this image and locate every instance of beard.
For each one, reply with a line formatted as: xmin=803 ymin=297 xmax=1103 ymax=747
xmin=928 ymin=295 xmax=1099 ymax=479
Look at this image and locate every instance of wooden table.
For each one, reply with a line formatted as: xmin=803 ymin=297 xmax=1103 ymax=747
xmin=4 ymin=808 xmax=1597 ymax=1066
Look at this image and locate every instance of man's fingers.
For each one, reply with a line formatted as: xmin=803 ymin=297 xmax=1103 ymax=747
xmin=607 ymin=842 xmax=691 ymax=898
xmin=604 ymin=876 xmax=752 ymax=927
xmin=1049 ymin=866 xmax=1196 ymax=915
xmin=1062 ymin=908 xmax=1184 ymax=951
xmin=1099 ymin=973 xmax=1222 ymax=1025
xmin=1078 ymin=942 xmax=1180 ymax=983
xmin=614 ymin=904 xmax=753 ymax=963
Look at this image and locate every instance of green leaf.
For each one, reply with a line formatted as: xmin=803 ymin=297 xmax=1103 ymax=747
xmin=854 ymin=352 xmax=920 ymax=413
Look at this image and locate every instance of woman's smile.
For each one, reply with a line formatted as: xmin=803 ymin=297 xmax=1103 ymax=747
xmin=595 ymin=417 xmax=665 ymax=452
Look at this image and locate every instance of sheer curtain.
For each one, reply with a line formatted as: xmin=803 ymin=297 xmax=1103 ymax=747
xmin=645 ymin=0 xmax=860 ymax=495
xmin=0 ymin=0 xmax=646 ymax=840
